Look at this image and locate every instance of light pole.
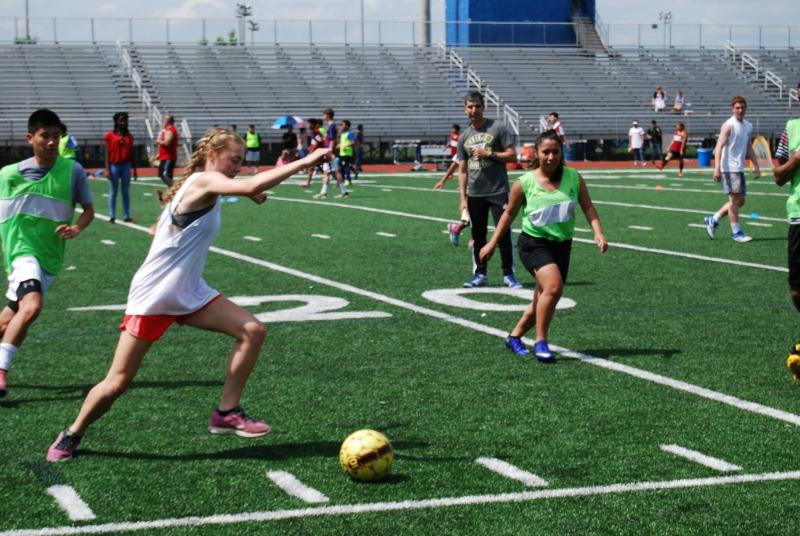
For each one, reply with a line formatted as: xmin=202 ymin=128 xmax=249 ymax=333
xmin=360 ymin=0 xmax=364 ymax=46
xmin=24 ymin=0 xmax=31 ymax=43
xmin=236 ymin=3 xmax=253 ymax=46
xmin=658 ymin=10 xmax=672 ymax=49
xmin=248 ymin=20 xmax=259 ymax=46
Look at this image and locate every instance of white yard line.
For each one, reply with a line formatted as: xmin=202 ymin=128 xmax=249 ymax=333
xmin=628 ymin=225 xmax=653 ymax=231
xmin=269 ymin=197 xmax=786 ymax=272
xmin=660 ymin=445 xmax=742 ymax=472
xmin=746 ymin=222 xmax=773 ymax=228
xmin=45 ymin=485 xmax=96 ymax=522
xmin=376 ymin=232 xmax=397 ymax=237
xmin=9 ymin=471 xmax=800 ymax=535
xmin=311 ymin=234 xmax=331 ymax=240
xmin=266 ymin=471 xmax=329 ymax=504
xmin=100 ymin=240 xmax=115 ymax=246
xmin=475 ymin=457 xmax=549 ymax=487
xmin=243 ymin=236 xmax=262 ymax=242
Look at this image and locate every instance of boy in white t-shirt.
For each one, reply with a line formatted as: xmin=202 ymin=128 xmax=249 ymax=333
xmin=705 ymin=96 xmax=761 ymax=243
xmin=628 ymin=121 xmax=646 ymax=166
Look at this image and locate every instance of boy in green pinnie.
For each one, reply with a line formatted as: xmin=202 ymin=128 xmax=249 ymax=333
xmin=0 ymin=109 xmax=95 ymax=397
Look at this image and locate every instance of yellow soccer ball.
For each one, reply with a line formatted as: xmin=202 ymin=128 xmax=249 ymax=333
xmin=787 ymin=354 xmax=800 ymax=381
xmin=339 ymin=429 xmax=393 ymax=482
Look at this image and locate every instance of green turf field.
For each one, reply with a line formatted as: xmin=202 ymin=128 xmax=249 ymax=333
xmin=2 ymin=166 xmax=800 ymax=535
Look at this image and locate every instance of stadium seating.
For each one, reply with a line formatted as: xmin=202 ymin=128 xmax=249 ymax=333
xmin=450 ymin=46 xmax=792 ymax=141
xmin=0 ymin=42 xmax=794 ymax=152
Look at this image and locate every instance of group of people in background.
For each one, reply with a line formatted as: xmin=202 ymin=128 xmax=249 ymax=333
xmin=652 ymin=86 xmax=687 ymax=114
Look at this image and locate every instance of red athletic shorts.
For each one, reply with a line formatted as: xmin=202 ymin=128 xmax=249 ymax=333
xmin=119 ymin=294 xmax=222 ymax=342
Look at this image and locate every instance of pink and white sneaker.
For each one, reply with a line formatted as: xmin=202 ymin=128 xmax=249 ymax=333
xmin=0 ymin=369 xmax=6 ymax=398
xmin=209 ymin=407 xmax=271 ymax=438
xmin=46 ymin=429 xmax=82 ymax=462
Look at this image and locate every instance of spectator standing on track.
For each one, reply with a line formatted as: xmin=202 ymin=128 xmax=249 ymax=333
xmin=45 ymin=128 xmax=330 ymax=462
xmin=433 ymin=124 xmax=461 ymax=189
xmin=628 ymin=121 xmax=646 ymax=166
xmin=646 ymin=120 xmax=663 ymax=164
xmin=0 ymin=109 xmax=95 ymax=398
xmin=244 ymin=124 xmax=261 ymax=175
xmin=479 ymin=129 xmax=607 ymax=362
xmin=705 ymin=96 xmax=761 ymax=243
xmin=156 ymin=115 xmax=179 ymax=187
xmin=281 ymin=125 xmax=297 ymax=161
xmin=774 ymin=114 xmax=800 ymax=380
xmin=103 ymin=111 xmax=137 ymax=223
xmin=354 ymin=124 xmax=365 ymax=173
xmin=656 ymin=122 xmax=687 ymax=176
xmin=457 ymin=91 xmax=521 ymax=288
xmin=547 ymin=113 xmax=566 ymax=144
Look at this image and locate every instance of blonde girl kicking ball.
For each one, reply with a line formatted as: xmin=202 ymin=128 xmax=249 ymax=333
xmin=46 ymin=128 xmax=330 ymax=462
xmin=479 ymin=130 xmax=608 ymax=362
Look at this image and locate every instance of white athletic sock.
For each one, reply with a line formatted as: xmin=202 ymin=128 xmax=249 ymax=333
xmin=712 ymin=213 xmax=721 ymax=223
xmin=0 ymin=343 xmax=19 ymax=371
xmin=320 ymin=184 xmax=328 ymax=195
xmin=731 ymin=222 xmax=741 ymax=234
xmin=339 ymin=183 xmax=348 ymax=194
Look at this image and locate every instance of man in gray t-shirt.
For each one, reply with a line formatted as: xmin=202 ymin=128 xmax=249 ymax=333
xmin=457 ymin=92 xmax=519 ymax=288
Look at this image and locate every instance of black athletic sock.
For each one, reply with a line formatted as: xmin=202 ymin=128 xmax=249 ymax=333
xmin=216 ymin=406 xmax=240 ymax=416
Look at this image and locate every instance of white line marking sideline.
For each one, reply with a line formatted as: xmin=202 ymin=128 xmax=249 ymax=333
xmin=475 ymin=457 xmax=549 ymax=487
xmin=45 ymin=485 xmax=96 ymax=521
xmin=660 ymin=445 xmax=742 ymax=472
xmin=11 ymin=471 xmax=800 ymax=535
xmin=266 ymin=471 xmax=330 ymax=504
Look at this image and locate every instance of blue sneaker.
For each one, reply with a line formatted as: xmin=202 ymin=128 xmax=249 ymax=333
xmin=505 ymin=336 xmax=530 ymax=357
xmin=704 ymin=216 xmax=718 ymax=239
xmin=463 ymin=274 xmax=488 ymax=288
xmin=534 ymin=340 xmax=555 ymax=363
xmin=503 ymin=275 xmax=523 ymax=288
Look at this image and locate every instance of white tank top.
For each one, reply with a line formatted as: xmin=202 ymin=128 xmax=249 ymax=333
xmin=720 ymin=116 xmax=753 ymax=173
xmin=125 ymin=173 xmax=221 ymax=315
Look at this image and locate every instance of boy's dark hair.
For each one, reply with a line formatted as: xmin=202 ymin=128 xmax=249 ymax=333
xmin=549 ymin=112 xmax=559 ymax=119
xmin=164 ymin=114 xmax=175 ymax=125
xmin=28 ymin=109 xmax=62 ymax=134
xmin=323 ymin=107 xmax=335 ymax=119
xmin=341 ymin=119 xmax=351 ymax=128
xmin=113 ymin=111 xmax=129 ymax=135
xmin=356 ymin=124 xmax=363 ymax=130
xmin=464 ymin=91 xmax=484 ymax=106
xmin=249 ymin=124 xmax=255 ymax=129
xmin=452 ymin=124 xmax=460 ymax=131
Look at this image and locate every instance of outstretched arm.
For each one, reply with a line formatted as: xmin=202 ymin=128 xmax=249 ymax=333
xmin=577 ymin=175 xmax=608 ymax=253
xmin=199 ymin=148 xmax=331 ymax=197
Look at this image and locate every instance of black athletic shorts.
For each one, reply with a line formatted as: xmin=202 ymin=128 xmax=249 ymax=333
xmin=788 ymin=223 xmax=800 ymax=292
xmin=518 ymin=232 xmax=572 ymax=282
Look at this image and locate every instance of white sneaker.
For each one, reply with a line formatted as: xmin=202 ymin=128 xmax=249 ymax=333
xmin=731 ymin=231 xmax=752 ymax=243
xmin=704 ymin=216 xmax=718 ymax=239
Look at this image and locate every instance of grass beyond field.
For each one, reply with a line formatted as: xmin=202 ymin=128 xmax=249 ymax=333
xmin=2 ymin=165 xmax=800 ymax=535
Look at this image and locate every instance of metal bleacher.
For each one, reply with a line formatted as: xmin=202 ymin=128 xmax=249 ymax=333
xmin=0 ymin=44 xmax=146 ymax=145
xmin=132 ymin=43 xmax=465 ymax=140
xmin=449 ymin=46 xmax=792 ymax=141
xmin=0 ymin=41 xmax=795 ymax=153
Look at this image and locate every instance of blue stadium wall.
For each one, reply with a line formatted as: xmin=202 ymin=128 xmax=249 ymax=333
xmin=445 ymin=0 xmax=595 ymax=46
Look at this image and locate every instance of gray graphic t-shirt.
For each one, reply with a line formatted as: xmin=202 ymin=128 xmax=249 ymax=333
xmin=457 ymin=119 xmax=513 ymax=197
